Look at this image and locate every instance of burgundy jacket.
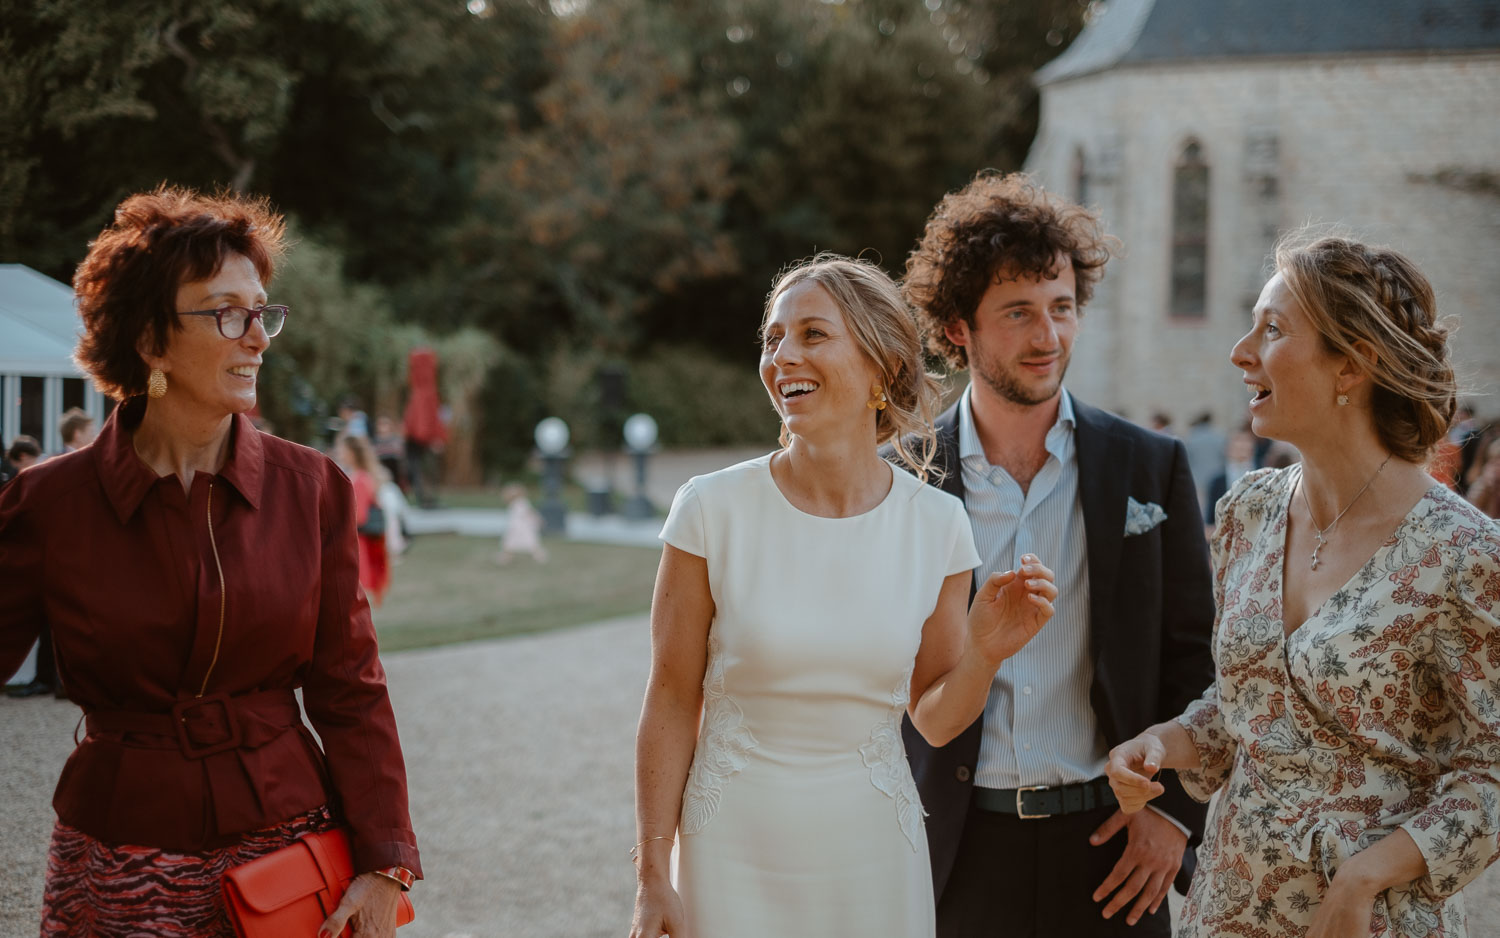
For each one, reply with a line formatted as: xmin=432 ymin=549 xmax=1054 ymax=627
xmin=0 ymin=400 xmax=420 ymax=875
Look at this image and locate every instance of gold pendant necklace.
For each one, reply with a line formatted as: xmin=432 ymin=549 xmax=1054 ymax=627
xmin=1300 ymin=455 xmax=1392 ymax=570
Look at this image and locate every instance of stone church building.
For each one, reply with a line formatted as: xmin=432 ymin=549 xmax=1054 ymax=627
xmin=1023 ymin=0 xmax=1500 ymax=429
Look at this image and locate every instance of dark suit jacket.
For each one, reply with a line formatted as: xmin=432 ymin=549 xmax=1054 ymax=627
xmin=892 ymin=396 xmax=1216 ymax=898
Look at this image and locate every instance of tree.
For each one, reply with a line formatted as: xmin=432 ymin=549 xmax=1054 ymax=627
xmin=0 ymin=0 xmax=546 ymax=288
xmin=453 ymin=2 xmax=739 ymax=360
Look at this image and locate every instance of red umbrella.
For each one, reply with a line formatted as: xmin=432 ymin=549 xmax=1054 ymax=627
xmin=402 ymin=347 xmax=447 ymax=446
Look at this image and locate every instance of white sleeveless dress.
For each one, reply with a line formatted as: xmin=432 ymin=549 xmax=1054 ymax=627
xmin=660 ymin=454 xmax=980 ymax=937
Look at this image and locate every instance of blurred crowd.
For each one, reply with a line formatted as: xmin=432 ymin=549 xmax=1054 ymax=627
xmin=1163 ymin=402 xmax=1500 ymax=536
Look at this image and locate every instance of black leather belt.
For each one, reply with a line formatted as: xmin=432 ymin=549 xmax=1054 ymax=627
xmin=973 ymin=777 xmax=1118 ymax=819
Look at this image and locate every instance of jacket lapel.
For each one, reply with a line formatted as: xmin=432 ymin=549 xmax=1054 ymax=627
xmin=933 ymin=403 xmax=964 ymax=503
xmin=1073 ymin=400 xmax=1134 ymax=662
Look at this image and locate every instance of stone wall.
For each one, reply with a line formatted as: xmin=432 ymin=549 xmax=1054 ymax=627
xmin=1025 ymin=53 xmax=1500 ymax=428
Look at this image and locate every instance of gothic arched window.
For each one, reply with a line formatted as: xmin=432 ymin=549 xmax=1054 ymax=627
xmin=1170 ymin=140 xmax=1209 ymax=318
xmin=1072 ymin=146 xmax=1089 ymax=207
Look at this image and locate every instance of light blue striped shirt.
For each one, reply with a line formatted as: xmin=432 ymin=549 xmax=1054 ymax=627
xmin=959 ymin=386 xmax=1109 ymax=789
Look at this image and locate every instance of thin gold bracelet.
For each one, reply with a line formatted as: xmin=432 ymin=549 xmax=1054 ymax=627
xmin=629 ymin=835 xmax=675 ymax=861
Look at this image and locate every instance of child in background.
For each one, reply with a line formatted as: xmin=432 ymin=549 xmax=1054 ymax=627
xmin=335 ymin=435 xmax=392 ymax=605
xmin=498 ymin=483 xmax=547 ymax=564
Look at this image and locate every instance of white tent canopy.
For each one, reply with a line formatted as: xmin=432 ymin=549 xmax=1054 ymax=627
xmin=0 ymin=264 xmax=105 ymax=453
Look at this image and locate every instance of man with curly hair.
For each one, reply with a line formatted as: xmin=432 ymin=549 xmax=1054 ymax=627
xmin=895 ymin=172 xmax=1215 ymax=937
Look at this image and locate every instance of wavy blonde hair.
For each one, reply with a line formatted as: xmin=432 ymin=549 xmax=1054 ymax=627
xmin=1274 ymin=232 xmax=1457 ymax=463
xmin=763 ymin=254 xmax=944 ymax=481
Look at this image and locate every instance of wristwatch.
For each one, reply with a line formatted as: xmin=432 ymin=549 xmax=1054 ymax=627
xmin=372 ymin=866 xmax=417 ymax=891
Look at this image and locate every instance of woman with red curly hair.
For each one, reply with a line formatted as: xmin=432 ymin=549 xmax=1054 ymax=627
xmin=0 ymin=187 xmax=420 ymax=937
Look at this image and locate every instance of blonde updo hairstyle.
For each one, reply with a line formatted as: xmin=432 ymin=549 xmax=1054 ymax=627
xmin=763 ymin=254 xmax=944 ymax=481
xmin=1274 ymin=233 xmax=1457 ymax=464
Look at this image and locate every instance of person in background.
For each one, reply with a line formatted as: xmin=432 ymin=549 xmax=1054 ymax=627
xmin=1449 ymin=402 xmax=1483 ymax=495
xmin=0 ymin=445 xmax=19 ymax=491
xmin=337 ymin=434 xmax=392 ymax=607
xmin=1183 ymin=412 xmax=1226 ymax=510
xmin=1148 ymin=411 xmax=1175 ymax=436
xmin=338 ymin=396 xmax=369 ymax=439
xmin=57 ymin=408 xmax=98 ymax=455
xmin=1202 ymin=425 xmax=1257 ymax=532
xmin=373 ymin=414 xmax=406 ymax=488
xmin=497 ymin=483 xmax=547 ymax=565
xmin=5 ymin=435 xmax=42 ymax=474
xmin=4 ymin=435 xmax=52 ymax=698
xmin=0 ymin=185 xmax=420 ymax=936
xmin=1462 ymin=435 xmax=1500 ymax=518
xmin=13 ymin=416 xmax=81 ymax=697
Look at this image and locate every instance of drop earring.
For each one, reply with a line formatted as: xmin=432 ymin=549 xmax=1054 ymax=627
xmin=1337 ymin=393 xmax=1349 ymax=406
xmin=867 ymin=384 xmax=888 ymax=411
xmin=147 ymin=368 xmax=168 ymax=399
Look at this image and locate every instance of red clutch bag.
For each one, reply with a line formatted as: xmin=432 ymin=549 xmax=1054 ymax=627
xmin=222 ymin=829 xmax=415 ymax=937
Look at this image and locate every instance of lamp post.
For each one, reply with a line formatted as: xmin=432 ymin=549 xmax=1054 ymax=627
xmin=534 ymin=417 xmax=570 ymax=534
xmin=623 ymin=413 xmax=658 ymax=521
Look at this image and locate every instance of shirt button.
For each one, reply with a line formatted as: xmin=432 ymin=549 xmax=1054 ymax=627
xmin=1023 ymin=744 xmax=1033 ymax=751
xmin=1022 ymin=686 xmax=1033 ymax=695
xmin=956 ymin=766 xmax=971 ymax=782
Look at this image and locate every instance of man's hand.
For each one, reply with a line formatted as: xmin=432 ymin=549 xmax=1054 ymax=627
xmin=1090 ymin=808 xmax=1187 ymax=926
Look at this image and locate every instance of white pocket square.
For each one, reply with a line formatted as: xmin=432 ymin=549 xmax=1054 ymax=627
xmin=1124 ymin=497 xmax=1167 ymax=536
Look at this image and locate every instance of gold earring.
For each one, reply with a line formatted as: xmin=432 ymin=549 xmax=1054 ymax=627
xmin=867 ymin=384 xmax=888 ymax=411
xmin=1337 ymin=393 xmax=1349 ymax=406
xmin=147 ymin=368 xmax=168 ymax=399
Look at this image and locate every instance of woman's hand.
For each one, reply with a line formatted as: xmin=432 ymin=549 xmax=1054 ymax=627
xmin=319 ymin=871 xmax=402 ymax=938
xmin=630 ymin=877 xmax=692 ymax=938
xmin=1106 ymin=733 xmax=1168 ymax=814
xmin=965 ymin=554 xmax=1057 ymax=668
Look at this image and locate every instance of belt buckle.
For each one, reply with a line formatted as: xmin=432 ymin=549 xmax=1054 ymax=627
xmin=1015 ymin=784 xmax=1050 ymax=819
xmin=171 ymin=693 xmax=242 ymax=759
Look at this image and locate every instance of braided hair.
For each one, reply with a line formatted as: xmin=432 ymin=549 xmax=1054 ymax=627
xmin=1274 ymin=234 xmax=1457 ymax=463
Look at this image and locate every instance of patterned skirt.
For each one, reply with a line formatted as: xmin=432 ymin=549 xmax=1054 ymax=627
xmin=40 ymin=805 xmax=337 ymax=938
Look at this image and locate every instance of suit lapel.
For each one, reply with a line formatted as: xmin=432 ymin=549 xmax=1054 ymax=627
xmin=1073 ymin=400 xmax=1134 ymax=662
xmin=933 ymin=404 xmax=964 ymax=503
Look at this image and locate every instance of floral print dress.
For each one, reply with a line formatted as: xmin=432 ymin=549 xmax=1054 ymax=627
xmin=1176 ymin=466 xmax=1500 ymax=937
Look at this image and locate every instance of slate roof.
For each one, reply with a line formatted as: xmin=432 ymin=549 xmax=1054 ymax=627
xmin=1038 ymin=0 xmax=1500 ymax=84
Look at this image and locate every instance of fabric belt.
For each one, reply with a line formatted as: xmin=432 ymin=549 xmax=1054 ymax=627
xmin=85 ymin=688 xmax=302 ymax=760
xmin=972 ymin=776 xmax=1118 ymax=819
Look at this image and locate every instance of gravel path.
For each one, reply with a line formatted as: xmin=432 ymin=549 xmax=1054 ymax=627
xmin=5 ymin=614 xmax=1497 ymax=936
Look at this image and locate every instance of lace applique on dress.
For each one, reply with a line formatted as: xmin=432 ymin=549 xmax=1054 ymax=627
xmin=680 ymin=633 xmax=758 ymax=835
xmin=860 ymin=663 xmax=926 ymax=851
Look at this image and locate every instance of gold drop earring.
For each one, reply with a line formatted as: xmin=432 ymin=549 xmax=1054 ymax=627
xmin=867 ymin=384 xmax=888 ymax=411
xmin=147 ymin=368 xmax=168 ymax=399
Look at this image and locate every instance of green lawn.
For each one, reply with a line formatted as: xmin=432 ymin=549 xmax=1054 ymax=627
xmin=372 ymin=534 xmax=662 ymax=652
xmin=433 ymin=483 xmax=663 ymax=517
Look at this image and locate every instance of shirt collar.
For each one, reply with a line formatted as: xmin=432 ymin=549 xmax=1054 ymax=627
xmin=957 ymin=384 xmax=1076 ymax=466
xmin=96 ymin=400 xmax=266 ymax=523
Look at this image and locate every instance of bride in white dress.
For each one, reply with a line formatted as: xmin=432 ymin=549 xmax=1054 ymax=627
xmin=630 ymin=255 xmax=1059 ymax=938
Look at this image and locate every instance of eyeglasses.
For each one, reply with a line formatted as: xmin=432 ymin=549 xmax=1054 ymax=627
xmin=177 ymin=305 xmax=289 ymax=339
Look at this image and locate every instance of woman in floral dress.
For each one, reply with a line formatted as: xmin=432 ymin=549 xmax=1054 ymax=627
xmin=1107 ymin=235 xmax=1500 ymax=937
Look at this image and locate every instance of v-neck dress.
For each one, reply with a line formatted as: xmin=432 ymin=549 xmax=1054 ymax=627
xmin=1174 ymin=466 xmax=1500 ymax=937
xmin=659 ymin=454 xmax=980 ymax=937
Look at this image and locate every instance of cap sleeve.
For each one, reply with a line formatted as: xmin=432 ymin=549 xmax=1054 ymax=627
xmin=659 ymin=480 xmax=707 ymax=558
xmin=946 ymin=496 xmax=981 ymax=576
